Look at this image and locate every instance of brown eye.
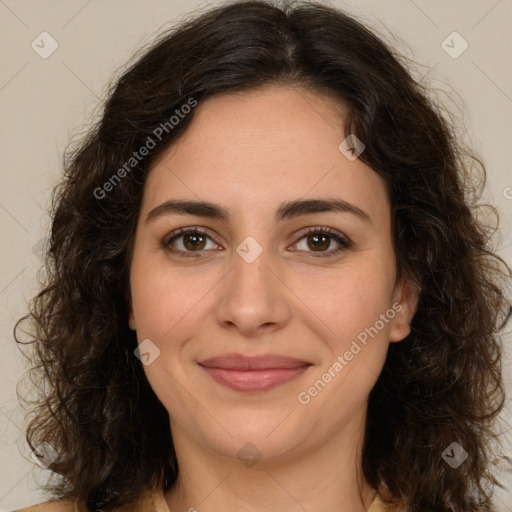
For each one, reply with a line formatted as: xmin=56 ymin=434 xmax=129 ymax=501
xmin=182 ymin=233 xmax=207 ymax=251
xmin=164 ymin=228 xmax=220 ymax=256
xmin=306 ymin=233 xmax=331 ymax=251
xmin=291 ymin=227 xmax=351 ymax=257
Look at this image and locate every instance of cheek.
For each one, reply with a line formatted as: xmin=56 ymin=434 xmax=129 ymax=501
xmin=303 ymin=259 xmax=396 ymax=346
xmin=129 ymin=262 xmax=203 ymax=417
xmin=298 ymin=272 xmax=394 ymax=414
xmin=130 ymin=255 xmax=213 ymax=341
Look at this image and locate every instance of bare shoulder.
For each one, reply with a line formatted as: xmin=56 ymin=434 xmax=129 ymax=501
xmin=12 ymin=498 xmax=76 ymax=512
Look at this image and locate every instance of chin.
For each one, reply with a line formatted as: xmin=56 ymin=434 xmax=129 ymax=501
xmin=197 ymin=408 xmax=313 ymax=462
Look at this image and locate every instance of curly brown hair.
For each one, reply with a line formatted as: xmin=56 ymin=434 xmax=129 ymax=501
xmin=14 ymin=1 xmax=511 ymax=511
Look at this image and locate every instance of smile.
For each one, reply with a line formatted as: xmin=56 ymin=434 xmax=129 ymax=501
xmin=198 ymin=354 xmax=312 ymax=392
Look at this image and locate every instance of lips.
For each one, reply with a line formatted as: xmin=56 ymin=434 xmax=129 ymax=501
xmin=198 ymin=354 xmax=312 ymax=392
xmin=199 ymin=354 xmax=311 ymax=370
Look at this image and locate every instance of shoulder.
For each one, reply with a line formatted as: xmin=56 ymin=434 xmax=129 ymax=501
xmin=12 ymin=499 xmax=76 ymax=512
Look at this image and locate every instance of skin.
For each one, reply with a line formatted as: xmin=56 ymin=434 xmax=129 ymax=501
xmin=128 ymin=84 xmax=418 ymax=512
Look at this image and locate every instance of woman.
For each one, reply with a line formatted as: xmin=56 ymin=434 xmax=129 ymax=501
xmin=14 ymin=1 xmax=511 ymax=511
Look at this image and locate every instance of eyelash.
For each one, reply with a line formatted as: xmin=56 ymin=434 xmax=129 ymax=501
xmin=162 ymin=226 xmax=352 ymax=259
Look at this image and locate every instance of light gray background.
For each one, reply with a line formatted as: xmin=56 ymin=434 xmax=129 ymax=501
xmin=1 ymin=0 xmax=511 ymax=510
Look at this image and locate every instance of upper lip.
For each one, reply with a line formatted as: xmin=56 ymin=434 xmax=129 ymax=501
xmin=198 ymin=354 xmax=312 ymax=370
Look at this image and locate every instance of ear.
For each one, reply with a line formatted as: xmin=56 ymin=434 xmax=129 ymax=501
xmin=389 ymin=276 xmax=420 ymax=343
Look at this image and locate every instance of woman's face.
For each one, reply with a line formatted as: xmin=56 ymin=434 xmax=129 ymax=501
xmin=128 ymin=84 xmax=417 ymax=462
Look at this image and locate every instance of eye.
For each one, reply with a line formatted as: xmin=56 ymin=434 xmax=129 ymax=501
xmin=289 ymin=227 xmax=351 ymax=257
xmin=162 ymin=226 xmax=351 ymax=258
xmin=163 ymin=227 xmax=221 ymax=257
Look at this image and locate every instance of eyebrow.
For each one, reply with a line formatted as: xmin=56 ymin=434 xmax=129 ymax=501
xmin=145 ymin=198 xmax=372 ymax=225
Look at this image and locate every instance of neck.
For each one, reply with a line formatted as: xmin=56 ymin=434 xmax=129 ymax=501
xmin=164 ymin=408 xmax=377 ymax=512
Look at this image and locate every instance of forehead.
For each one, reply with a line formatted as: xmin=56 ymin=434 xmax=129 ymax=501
xmin=142 ymin=85 xmax=389 ymax=221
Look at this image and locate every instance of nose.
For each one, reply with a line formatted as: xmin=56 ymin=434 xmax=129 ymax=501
xmin=214 ymin=247 xmax=292 ymax=338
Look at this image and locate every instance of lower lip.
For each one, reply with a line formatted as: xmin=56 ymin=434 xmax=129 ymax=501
xmin=200 ymin=365 xmax=310 ymax=392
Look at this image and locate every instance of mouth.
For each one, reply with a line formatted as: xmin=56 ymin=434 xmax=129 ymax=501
xmin=198 ymin=353 xmax=312 ymax=392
